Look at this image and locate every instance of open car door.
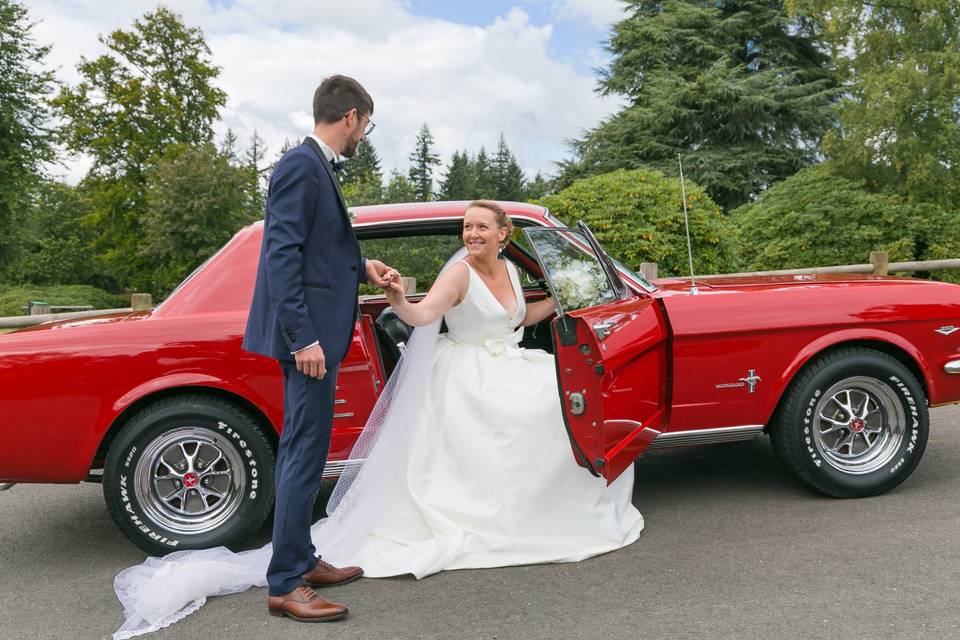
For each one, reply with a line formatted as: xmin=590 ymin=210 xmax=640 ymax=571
xmin=524 ymin=222 xmax=668 ymax=484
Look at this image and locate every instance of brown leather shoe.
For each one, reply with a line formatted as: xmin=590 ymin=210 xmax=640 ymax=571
xmin=267 ymin=585 xmax=348 ymax=622
xmin=302 ymin=556 xmax=364 ymax=587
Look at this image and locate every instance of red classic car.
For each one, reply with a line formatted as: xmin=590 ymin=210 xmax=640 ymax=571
xmin=2 ymin=201 xmax=960 ymax=555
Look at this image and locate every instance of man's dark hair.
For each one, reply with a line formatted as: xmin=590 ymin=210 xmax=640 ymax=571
xmin=313 ymin=75 xmax=373 ymax=125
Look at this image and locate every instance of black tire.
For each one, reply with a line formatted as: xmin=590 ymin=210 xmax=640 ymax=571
xmin=770 ymin=348 xmax=928 ymax=498
xmin=103 ymin=395 xmax=275 ymax=555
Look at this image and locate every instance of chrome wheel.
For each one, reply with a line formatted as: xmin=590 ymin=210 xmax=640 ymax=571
xmin=134 ymin=427 xmax=246 ymax=535
xmin=811 ymin=377 xmax=905 ymax=475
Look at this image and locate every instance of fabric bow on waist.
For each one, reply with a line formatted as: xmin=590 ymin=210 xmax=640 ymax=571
xmin=480 ymin=326 xmax=526 ymax=359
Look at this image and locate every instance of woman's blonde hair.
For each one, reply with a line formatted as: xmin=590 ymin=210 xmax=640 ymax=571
xmin=466 ymin=199 xmax=514 ymax=247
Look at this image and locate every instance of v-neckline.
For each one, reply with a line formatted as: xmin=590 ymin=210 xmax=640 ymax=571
xmin=464 ymin=259 xmax=520 ymax=317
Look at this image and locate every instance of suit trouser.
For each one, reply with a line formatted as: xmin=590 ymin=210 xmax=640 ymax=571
xmin=267 ymin=359 xmax=340 ymax=595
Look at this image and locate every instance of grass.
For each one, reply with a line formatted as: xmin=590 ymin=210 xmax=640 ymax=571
xmin=0 ymin=284 xmax=128 ymax=317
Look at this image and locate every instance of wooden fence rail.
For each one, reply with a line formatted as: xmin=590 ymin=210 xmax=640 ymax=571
xmin=0 ymin=293 xmax=152 ymax=330
xmin=638 ymin=252 xmax=960 ymax=281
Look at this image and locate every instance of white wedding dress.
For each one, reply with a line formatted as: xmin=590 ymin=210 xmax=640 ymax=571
xmin=112 ymin=252 xmax=642 ymax=639
xmin=343 ymin=258 xmax=643 ymax=577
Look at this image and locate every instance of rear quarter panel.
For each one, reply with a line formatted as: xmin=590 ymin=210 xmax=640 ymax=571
xmin=658 ymin=277 xmax=960 ymax=431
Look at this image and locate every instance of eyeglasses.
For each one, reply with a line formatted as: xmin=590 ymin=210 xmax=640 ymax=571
xmin=350 ymin=110 xmax=375 ymax=136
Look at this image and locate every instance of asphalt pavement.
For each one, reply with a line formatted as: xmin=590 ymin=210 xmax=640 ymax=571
xmin=2 ymin=406 xmax=959 ymax=640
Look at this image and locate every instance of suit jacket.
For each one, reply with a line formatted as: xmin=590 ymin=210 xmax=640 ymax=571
xmin=242 ymin=137 xmax=367 ymax=364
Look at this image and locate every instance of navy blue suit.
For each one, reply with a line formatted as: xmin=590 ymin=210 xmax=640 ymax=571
xmin=243 ymin=137 xmax=366 ymax=596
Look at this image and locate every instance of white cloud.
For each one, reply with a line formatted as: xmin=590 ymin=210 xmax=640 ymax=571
xmin=553 ymin=0 xmax=626 ymax=29
xmin=28 ymin=1 xmax=620 ymax=184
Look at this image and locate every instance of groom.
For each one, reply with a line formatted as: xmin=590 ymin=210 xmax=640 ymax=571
xmin=243 ymin=75 xmax=393 ymax=622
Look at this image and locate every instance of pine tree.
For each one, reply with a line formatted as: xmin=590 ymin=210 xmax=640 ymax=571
xmin=525 ymin=172 xmax=551 ymax=200
xmin=382 ymin=169 xmax=417 ymax=204
xmin=472 ymin=147 xmax=497 ymax=199
xmin=407 ymin=123 xmax=441 ymax=201
xmin=561 ymin=0 xmax=838 ymax=210
xmin=438 ymin=150 xmax=476 ymax=200
xmin=242 ymin=130 xmax=268 ymax=219
xmin=340 ymin=139 xmax=382 ymax=188
xmin=493 ymin=134 xmax=526 ymax=201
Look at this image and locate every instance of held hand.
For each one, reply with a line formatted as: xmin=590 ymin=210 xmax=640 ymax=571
xmin=365 ymin=259 xmax=396 ymax=288
xmin=383 ymin=278 xmax=406 ymax=305
xmin=294 ymin=343 xmax=327 ymax=379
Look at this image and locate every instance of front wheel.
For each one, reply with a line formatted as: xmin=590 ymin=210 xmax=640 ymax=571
xmin=103 ymin=395 xmax=276 ymax=555
xmin=770 ymin=348 xmax=928 ymax=498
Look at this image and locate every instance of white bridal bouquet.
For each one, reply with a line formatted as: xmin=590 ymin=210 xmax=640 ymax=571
xmin=549 ymin=260 xmax=614 ymax=311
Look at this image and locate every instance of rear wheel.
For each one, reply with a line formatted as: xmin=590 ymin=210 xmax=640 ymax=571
xmin=770 ymin=348 xmax=928 ymax=498
xmin=103 ymin=395 xmax=275 ymax=555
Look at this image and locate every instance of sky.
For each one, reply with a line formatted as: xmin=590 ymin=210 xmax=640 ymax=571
xmin=26 ymin=0 xmax=630 ymax=184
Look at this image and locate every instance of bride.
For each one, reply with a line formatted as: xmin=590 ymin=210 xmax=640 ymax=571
xmin=112 ymin=200 xmax=643 ymax=639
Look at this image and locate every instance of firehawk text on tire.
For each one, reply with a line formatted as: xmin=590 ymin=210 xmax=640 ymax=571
xmin=103 ymin=395 xmax=275 ymax=555
xmin=771 ymin=348 xmax=928 ymax=498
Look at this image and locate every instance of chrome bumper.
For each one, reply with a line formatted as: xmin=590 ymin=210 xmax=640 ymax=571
xmin=945 ymin=360 xmax=960 ymax=375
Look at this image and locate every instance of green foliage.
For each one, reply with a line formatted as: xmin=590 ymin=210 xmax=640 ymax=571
xmin=53 ymin=7 xmax=227 ymax=292
xmin=358 ymin=235 xmax=463 ymax=295
xmin=438 ymin=150 xmax=475 ymax=200
xmin=538 ymin=169 xmax=730 ymax=276
xmin=730 ymin=163 xmax=959 ymax=278
xmin=2 ymin=180 xmax=102 ymax=287
xmin=561 ymin=0 xmax=837 ymax=210
xmin=382 ymin=170 xmax=417 ymax=204
xmin=340 ymin=139 xmax=383 ymax=206
xmin=471 ymin=147 xmax=497 ymax=199
xmin=791 ymin=0 xmax=960 ymax=208
xmin=408 ymin=123 xmax=440 ymax=201
xmin=0 ymin=283 xmax=127 ymax=316
xmin=0 ymin=0 xmax=57 ymax=268
xmin=492 ymin=134 xmax=525 ymax=201
xmin=140 ymin=143 xmax=251 ymax=295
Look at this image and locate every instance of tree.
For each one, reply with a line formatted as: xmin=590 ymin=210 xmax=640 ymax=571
xmin=139 ymin=143 xmax=249 ymax=295
xmin=54 ymin=7 xmax=227 ymax=291
xmin=0 ymin=0 xmax=57 ymax=271
xmin=560 ymin=0 xmax=838 ymax=210
xmin=538 ymin=169 xmax=731 ymax=276
xmin=382 ymin=169 xmax=417 ymax=204
xmin=791 ymin=1 xmax=960 ymax=207
xmin=438 ymin=150 xmax=475 ymax=200
xmin=471 ymin=147 xmax=497 ymax=199
xmin=339 ymin=139 xmax=383 ymax=206
xmin=524 ymin=172 xmax=551 ymax=200
xmin=242 ymin=130 xmax=268 ymax=218
xmin=407 ymin=123 xmax=441 ymax=201
xmin=493 ymin=134 xmax=526 ymax=201
xmin=731 ymin=161 xmax=960 ymax=282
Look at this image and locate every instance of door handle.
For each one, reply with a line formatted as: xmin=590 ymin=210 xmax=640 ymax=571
xmin=592 ymin=319 xmax=619 ymax=341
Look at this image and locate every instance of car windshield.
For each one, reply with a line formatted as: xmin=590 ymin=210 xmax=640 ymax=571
xmin=542 ymin=211 xmax=656 ymax=293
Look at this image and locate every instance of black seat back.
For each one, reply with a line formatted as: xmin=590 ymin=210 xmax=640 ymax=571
xmin=374 ymin=307 xmax=414 ymax=364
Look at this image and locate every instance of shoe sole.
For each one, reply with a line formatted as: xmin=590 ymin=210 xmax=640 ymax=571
xmin=268 ymin=608 xmax=348 ymax=622
xmin=304 ymin=572 xmax=364 ymax=588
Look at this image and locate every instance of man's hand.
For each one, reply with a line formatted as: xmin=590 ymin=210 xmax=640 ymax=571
xmin=295 ymin=343 xmax=326 ymax=379
xmin=365 ymin=259 xmax=398 ymax=288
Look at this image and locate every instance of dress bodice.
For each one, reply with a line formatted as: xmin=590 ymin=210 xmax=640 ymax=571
xmin=443 ymin=259 xmax=526 ymax=346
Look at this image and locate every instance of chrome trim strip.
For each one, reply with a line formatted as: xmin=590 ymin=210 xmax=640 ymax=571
xmin=333 ymin=412 xmax=354 ymax=419
xmin=334 ymin=399 xmax=347 ymax=405
xmin=321 ymin=459 xmax=366 ymax=479
xmin=945 ymin=360 xmax=960 ymax=375
xmin=647 ymin=425 xmax=764 ymax=450
xmin=0 ymin=483 xmax=16 ymax=491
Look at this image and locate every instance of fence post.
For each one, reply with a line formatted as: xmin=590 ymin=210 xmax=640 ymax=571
xmin=640 ymin=262 xmax=659 ymax=280
xmin=28 ymin=301 xmax=50 ymax=315
xmin=131 ymin=293 xmax=153 ymax=311
xmin=869 ymin=251 xmax=889 ymax=276
xmin=401 ymin=277 xmax=417 ymax=294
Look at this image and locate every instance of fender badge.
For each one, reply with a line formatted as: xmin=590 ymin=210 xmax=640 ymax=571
xmin=716 ymin=369 xmax=762 ymax=393
xmin=935 ymin=326 xmax=959 ymax=336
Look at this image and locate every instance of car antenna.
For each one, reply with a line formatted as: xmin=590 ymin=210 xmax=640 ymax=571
xmin=678 ymin=153 xmax=699 ymax=295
